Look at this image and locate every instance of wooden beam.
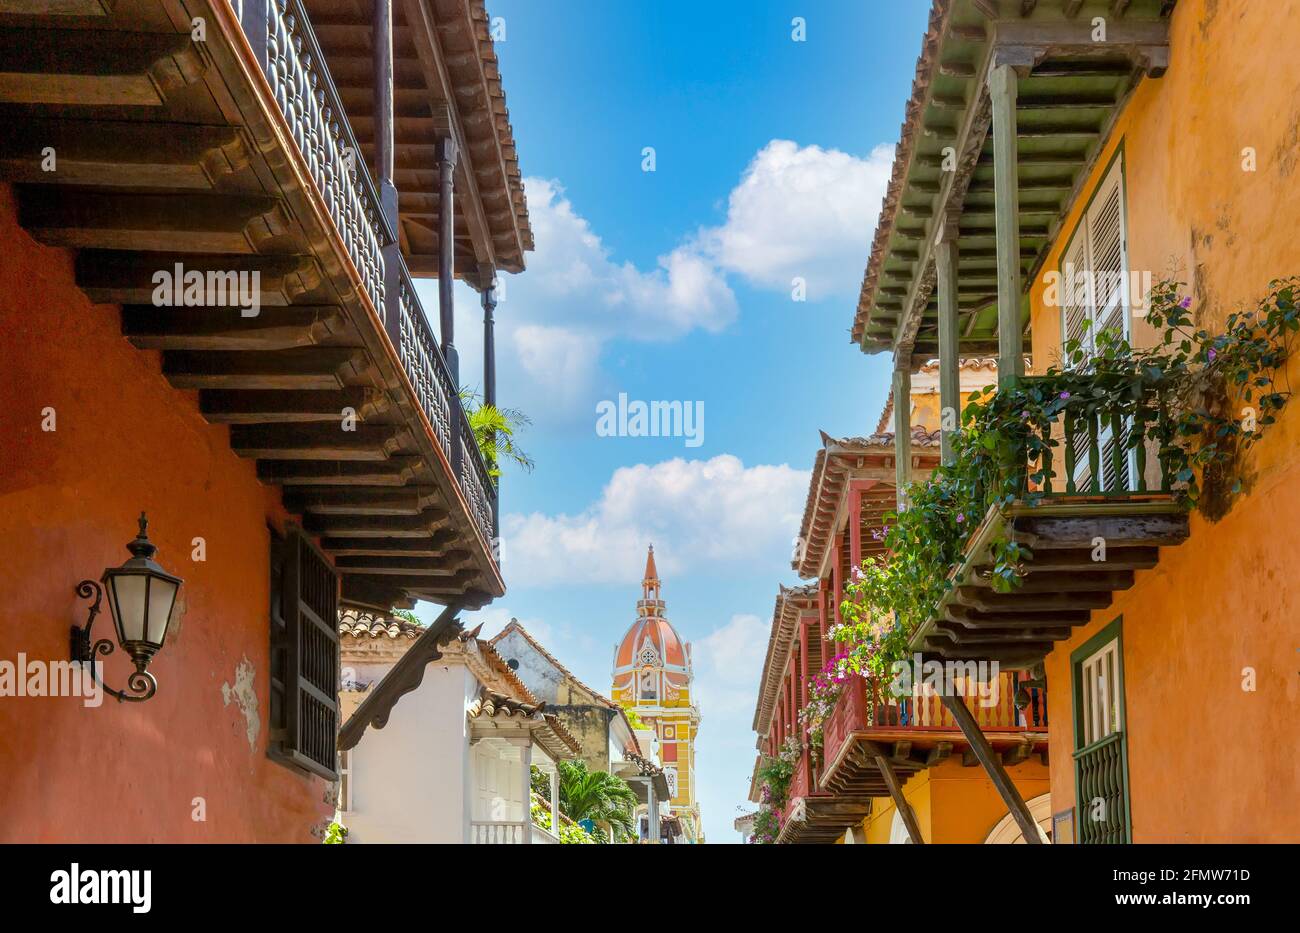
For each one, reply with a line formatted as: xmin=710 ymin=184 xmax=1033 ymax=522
xmin=869 ymin=744 xmax=925 ymax=844
xmin=18 ymin=188 xmax=287 ymax=253
xmin=969 ymin=569 xmax=1135 ymax=593
xmin=320 ymin=535 xmax=456 ymax=557
xmin=302 ymin=510 xmax=451 ymax=538
xmin=199 ymin=388 xmax=386 ymax=423
xmin=123 ymin=306 xmax=345 ymax=351
xmin=257 ymin=458 xmax=423 ymax=486
xmin=988 ymin=63 xmax=1024 ymax=387
xmin=230 ymin=424 xmax=405 ymax=460
xmin=892 ymin=366 xmax=911 ymax=506
xmin=935 ymin=230 xmax=960 ymax=465
xmin=397 ymin=0 xmax=504 ymax=269
xmin=284 ymin=485 xmax=443 ymax=515
xmin=941 ymin=693 xmax=1044 ymax=843
xmin=77 ymin=251 xmax=323 ymax=307
xmin=0 ymin=27 xmax=204 ymax=106
xmin=0 ymin=119 xmax=247 ymax=188
xmin=162 ymin=348 xmax=365 ymax=390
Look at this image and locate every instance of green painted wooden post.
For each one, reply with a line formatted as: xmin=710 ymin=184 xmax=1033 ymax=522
xmin=936 ymin=234 xmax=960 ymax=467
xmin=893 ymin=365 xmax=912 ymax=509
xmin=989 ymin=63 xmax=1024 ymax=389
xmin=1088 ymin=413 xmax=1101 ymax=494
xmin=1041 ymin=422 xmax=1054 ymax=495
xmin=1133 ymin=403 xmax=1148 ymax=493
xmin=1110 ymin=410 xmax=1125 ymax=491
xmin=1064 ymin=411 xmax=1078 ymax=494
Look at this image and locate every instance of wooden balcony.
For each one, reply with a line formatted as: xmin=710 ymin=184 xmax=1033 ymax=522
xmin=820 ymin=672 xmax=1047 ymax=799
xmin=776 ymin=745 xmax=871 ymax=845
xmin=909 ymin=375 xmax=1191 ymax=666
xmin=0 ymin=0 xmax=521 ymax=610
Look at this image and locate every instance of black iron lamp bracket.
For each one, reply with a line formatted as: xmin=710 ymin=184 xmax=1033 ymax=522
xmin=70 ymin=580 xmax=158 ymax=703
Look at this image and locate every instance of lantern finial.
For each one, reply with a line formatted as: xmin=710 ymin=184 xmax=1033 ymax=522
xmin=127 ymin=511 xmax=157 ymax=561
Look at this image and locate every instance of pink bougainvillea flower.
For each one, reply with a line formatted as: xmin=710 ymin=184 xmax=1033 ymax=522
xmin=1180 ymin=296 xmax=1192 ymax=309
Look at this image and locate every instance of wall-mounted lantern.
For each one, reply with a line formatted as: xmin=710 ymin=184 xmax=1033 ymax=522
xmin=71 ymin=513 xmax=183 ymax=703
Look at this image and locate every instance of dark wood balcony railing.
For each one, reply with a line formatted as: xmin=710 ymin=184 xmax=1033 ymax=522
xmin=394 ymin=253 xmax=497 ymax=547
xmin=236 ymin=0 xmax=498 ymax=551
xmin=239 ymin=0 xmax=392 ymax=315
xmin=821 ymin=672 xmax=1046 ymax=771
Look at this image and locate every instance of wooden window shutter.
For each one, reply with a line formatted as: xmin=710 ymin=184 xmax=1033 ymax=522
xmin=1086 ymin=161 xmax=1128 ymax=341
xmin=1061 ymin=225 xmax=1093 ymax=352
xmin=269 ymin=527 xmax=340 ymax=780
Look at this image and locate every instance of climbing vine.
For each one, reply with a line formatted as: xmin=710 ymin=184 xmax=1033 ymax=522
xmin=749 ymin=736 xmax=801 ymax=844
xmin=832 ymin=276 xmax=1297 ymax=681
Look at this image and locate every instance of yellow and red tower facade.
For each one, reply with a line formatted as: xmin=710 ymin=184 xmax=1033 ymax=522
xmin=612 ymin=546 xmax=703 ymax=841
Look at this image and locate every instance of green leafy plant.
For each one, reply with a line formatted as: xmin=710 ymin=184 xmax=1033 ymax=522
xmin=322 ymin=820 xmax=348 ymax=844
xmin=530 ymin=794 xmax=596 ymax=844
xmin=460 ymin=389 xmax=535 ymax=479
xmin=832 ymin=277 xmax=1296 ymax=679
xmin=621 ymin=706 xmax=649 ymax=731
xmin=534 ymin=760 xmax=639 ymax=843
xmin=389 ymin=608 xmax=425 ymax=627
xmin=750 ymin=736 xmax=802 ymax=844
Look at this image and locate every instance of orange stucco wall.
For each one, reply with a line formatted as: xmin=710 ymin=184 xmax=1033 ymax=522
xmin=0 ymin=184 xmax=332 ymax=841
xmin=841 ymin=757 xmax=1048 ymax=844
xmin=1028 ymin=0 xmax=1300 ymax=841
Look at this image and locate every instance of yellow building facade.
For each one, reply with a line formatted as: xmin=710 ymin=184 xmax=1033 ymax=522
xmin=612 ymin=547 xmax=703 ymax=842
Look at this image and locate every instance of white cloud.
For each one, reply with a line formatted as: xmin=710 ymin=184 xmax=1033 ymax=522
xmin=692 ymin=613 xmax=770 ymax=718
xmin=501 ymin=454 xmax=808 ymax=587
xmin=438 ymin=140 xmax=892 ymax=424
xmin=698 ymin=139 xmax=895 ymax=300
xmin=516 ymin=178 xmax=736 ymax=339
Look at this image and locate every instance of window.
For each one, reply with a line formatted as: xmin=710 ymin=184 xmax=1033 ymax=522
xmin=1079 ymin=637 xmax=1122 ymax=746
xmin=1061 ymin=152 xmax=1130 ymax=355
xmin=1061 ymin=153 xmax=1135 ymax=491
xmin=269 ymin=527 xmax=341 ymax=780
xmin=1071 ymin=618 xmax=1131 ymax=844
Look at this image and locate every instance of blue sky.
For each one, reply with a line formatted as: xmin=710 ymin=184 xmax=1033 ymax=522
xmin=411 ymin=0 xmax=932 ymax=843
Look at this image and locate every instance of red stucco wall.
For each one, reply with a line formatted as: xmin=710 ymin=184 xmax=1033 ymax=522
xmin=0 ymin=184 xmax=332 ymax=841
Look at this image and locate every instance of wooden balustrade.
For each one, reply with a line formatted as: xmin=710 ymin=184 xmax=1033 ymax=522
xmin=821 ymin=670 xmax=1047 ymax=772
xmin=470 ymin=820 xmax=529 ymax=844
xmin=235 ymin=1 xmax=499 ymax=552
xmin=1009 ymin=375 xmax=1178 ymax=499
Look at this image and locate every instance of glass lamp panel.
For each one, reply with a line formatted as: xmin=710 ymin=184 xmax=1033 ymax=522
xmin=108 ymin=573 xmax=147 ymax=644
xmin=146 ymin=576 xmax=179 ymax=647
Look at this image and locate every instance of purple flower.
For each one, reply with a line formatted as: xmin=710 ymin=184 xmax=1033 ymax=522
xmin=1207 ymin=348 xmax=1217 ymax=361
xmin=1180 ymin=296 xmax=1192 ymax=309
xmin=956 ymin=513 xmax=965 ymax=523
xmin=1059 ymin=391 xmax=1071 ymax=400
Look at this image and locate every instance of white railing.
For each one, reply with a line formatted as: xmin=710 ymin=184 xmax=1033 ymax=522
xmin=531 ymin=824 xmax=560 ymax=845
xmin=470 ymin=820 xmax=528 ymax=844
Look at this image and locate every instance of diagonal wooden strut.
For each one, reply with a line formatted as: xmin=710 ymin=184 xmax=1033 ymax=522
xmin=941 ymin=692 xmax=1044 ymax=843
